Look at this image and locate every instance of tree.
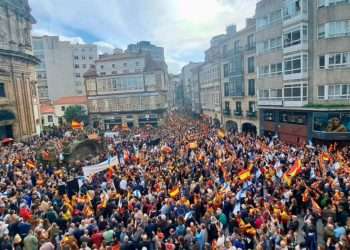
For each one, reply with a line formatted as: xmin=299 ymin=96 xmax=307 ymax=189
xmin=64 ymin=105 xmax=88 ymax=125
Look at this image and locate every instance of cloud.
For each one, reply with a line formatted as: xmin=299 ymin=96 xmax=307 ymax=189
xmin=29 ymin=0 xmax=258 ymax=73
xmin=32 ymin=28 xmax=86 ymax=44
xmin=93 ymin=41 xmax=115 ymax=55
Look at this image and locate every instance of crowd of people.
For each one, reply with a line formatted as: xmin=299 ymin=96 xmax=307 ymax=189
xmin=0 ymin=114 xmax=350 ymax=250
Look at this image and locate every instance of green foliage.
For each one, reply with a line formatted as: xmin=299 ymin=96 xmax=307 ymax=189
xmin=64 ymin=105 xmax=88 ymax=124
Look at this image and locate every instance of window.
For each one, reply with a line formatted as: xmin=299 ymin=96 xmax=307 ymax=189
xmin=61 ymin=106 xmax=65 ymax=111
xmin=249 ymin=101 xmax=256 ymax=112
xmin=112 ymin=64 xmax=115 ymax=68
xmin=48 ymin=115 xmax=53 ymax=123
xmin=74 ymin=64 xmax=79 ymax=69
xmin=224 ymin=101 xmax=230 ymax=111
xmin=284 ymin=28 xmax=301 ymax=47
xmin=123 ymin=62 xmax=127 ymax=67
xmin=284 ymin=55 xmax=306 ymax=74
xmin=100 ymin=72 xmax=106 ymax=76
xmin=0 ymin=83 xmax=5 ymax=97
xmin=264 ymin=111 xmax=275 ymax=121
xmin=100 ymin=65 xmax=104 ymax=69
xmin=280 ymin=112 xmax=307 ymax=124
xmin=74 ymin=56 xmax=79 ymax=60
xmin=270 ymin=9 xmax=282 ymax=23
xmin=247 ymin=34 xmax=255 ymax=49
xmin=223 ymin=64 xmax=230 ymax=77
xmin=248 ymin=79 xmax=255 ymax=96
xmin=82 ymin=56 xmax=86 ymax=60
xmin=284 ymin=83 xmax=308 ymax=101
xmin=319 ymin=55 xmax=325 ymax=69
xmin=318 ymin=85 xmax=325 ymax=99
xmin=328 ymin=84 xmax=350 ymax=99
xmin=257 ymin=37 xmax=282 ymax=54
xmin=89 ymin=56 xmax=93 ymax=60
xmin=82 ymin=64 xmax=86 ymax=69
xmin=328 ymin=52 xmax=350 ymax=68
xmin=319 ymin=20 xmax=350 ymax=39
xmin=136 ymin=61 xmax=140 ymax=66
xmin=75 ymin=73 xmax=81 ymax=77
xmin=319 ymin=0 xmax=350 ymax=7
xmin=248 ymin=56 xmax=255 ymax=73
xmin=258 ymin=63 xmax=282 ymax=78
xmin=236 ymin=101 xmax=242 ymax=112
xmin=224 ymin=82 xmax=230 ymax=97
xmin=283 ymin=0 xmax=303 ymax=20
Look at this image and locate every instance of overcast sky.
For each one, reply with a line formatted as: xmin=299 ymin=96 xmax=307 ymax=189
xmin=29 ymin=0 xmax=258 ymax=73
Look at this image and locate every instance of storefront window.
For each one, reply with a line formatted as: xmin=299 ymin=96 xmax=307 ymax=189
xmin=280 ymin=112 xmax=307 ymax=124
xmin=313 ymin=112 xmax=350 ymax=133
xmin=264 ymin=111 xmax=275 ymax=121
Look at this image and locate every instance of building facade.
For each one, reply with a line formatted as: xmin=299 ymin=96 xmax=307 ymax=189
xmin=126 ymin=41 xmax=165 ymax=62
xmin=84 ymin=51 xmax=168 ymax=129
xmin=32 ymin=36 xmax=97 ymax=101
xmin=181 ymin=62 xmax=202 ymax=114
xmin=256 ymin=0 xmax=350 ymax=143
xmin=168 ymin=74 xmax=182 ymax=111
xmin=0 ymin=0 xmax=40 ymax=140
xmin=220 ymin=20 xmax=259 ymax=134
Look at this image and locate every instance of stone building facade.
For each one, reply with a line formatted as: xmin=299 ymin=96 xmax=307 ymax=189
xmin=0 ymin=0 xmax=40 ymax=139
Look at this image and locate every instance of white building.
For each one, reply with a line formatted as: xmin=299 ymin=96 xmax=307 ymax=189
xmin=181 ymin=62 xmax=202 ymax=114
xmin=32 ymin=36 xmax=97 ymax=101
xmin=85 ymin=51 xmax=168 ymax=129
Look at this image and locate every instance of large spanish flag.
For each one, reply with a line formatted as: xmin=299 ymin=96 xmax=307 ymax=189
xmin=238 ymin=169 xmax=251 ymax=181
xmin=169 ymin=186 xmax=180 ymax=198
xmin=287 ymin=159 xmax=302 ymax=177
xmin=72 ymin=120 xmax=83 ymax=130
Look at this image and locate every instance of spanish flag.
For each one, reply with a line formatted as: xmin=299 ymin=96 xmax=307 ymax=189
xmin=188 ymin=142 xmax=198 ymax=150
xmin=322 ymin=152 xmax=330 ymax=162
xmin=311 ymin=198 xmax=322 ymax=216
xmin=72 ymin=120 xmax=83 ymax=130
xmin=238 ymin=169 xmax=251 ymax=181
xmin=26 ymin=160 xmax=36 ymax=169
xmin=169 ymin=186 xmax=180 ymax=198
xmin=283 ymin=173 xmax=292 ymax=187
xmin=217 ymin=129 xmax=225 ymax=139
xmin=287 ymin=159 xmax=302 ymax=177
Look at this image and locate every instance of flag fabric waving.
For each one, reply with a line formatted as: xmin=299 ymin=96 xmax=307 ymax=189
xmin=238 ymin=169 xmax=251 ymax=181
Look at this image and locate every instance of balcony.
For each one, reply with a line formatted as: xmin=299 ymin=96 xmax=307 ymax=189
xmin=223 ymin=109 xmax=231 ymax=116
xmin=234 ymin=110 xmax=242 ymax=116
xmin=0 ymin=97 xmax=9 ymax=106
xmin=257 ymin=99 xmax=283 ymax=106
xmin=246 ymin=44 xmax=256 ymax=52
xmin=246 ymin=111 xmax=257 ymax=118
xmin=283 ymin=41 xmax=308 ymax=54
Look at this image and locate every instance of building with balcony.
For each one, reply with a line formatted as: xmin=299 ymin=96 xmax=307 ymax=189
xmin=0 ymin=0 xmax=41 ymax=140
xmin=181 ymin=62 xmax=202 ymax=115
xmin=84 ymin=50 xmax=168 ymax=129
xmin=32 ymin=36 xmax=97 ymax=101
xmin=256 ymin=0 xmax=350 ymax=143
xmin=220 ymin=20 xmax=259 ymax=134
xmin=168 ymin=74 xmax=183 ymax=111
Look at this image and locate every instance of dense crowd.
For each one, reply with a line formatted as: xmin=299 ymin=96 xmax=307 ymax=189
xmin=0 ymin=114 xmax=350 ymax=250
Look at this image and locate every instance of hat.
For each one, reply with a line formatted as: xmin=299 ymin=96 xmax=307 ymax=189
xmin=14 ymin=234 xmax=21 ymax=244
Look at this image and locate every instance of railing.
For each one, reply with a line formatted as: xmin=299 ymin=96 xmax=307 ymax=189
xmin=234 ymin=110 xmax=242 ymax=116
xmin=223 ymin=109 xmax=231 ymax=116
xmin=246 ymin=111 xmax=257 ymax=117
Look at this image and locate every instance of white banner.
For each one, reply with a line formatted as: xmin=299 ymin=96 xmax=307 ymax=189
xmin=82 ymin=156 xmax=119 ymax=178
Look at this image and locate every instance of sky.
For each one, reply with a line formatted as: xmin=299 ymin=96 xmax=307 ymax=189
xmin=29 ymin=0 xmax=258 ymax=74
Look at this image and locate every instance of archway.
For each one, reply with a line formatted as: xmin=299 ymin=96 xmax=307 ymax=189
xmin=225 ymin=120 xmax=238 ymax=133
xmin=242 ymin=122 xmax=257 ymax=135
xmin=213 ymin=118 xmax=221 ymax=129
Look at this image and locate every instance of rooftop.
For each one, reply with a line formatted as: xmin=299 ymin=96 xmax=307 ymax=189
xmin=53 ymin=96 xmax=87 ymax=106
xmin=40 ymin=104 xmax=55 ymax=114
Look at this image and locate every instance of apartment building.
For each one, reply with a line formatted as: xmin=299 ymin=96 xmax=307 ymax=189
xmin=221 ymin=20 xmax=259 ymax=134
xmin=84 ymin=51 xmax=168 ymax=129
xmin=32 ymin=36 xmax=97 ymax=101
xmin=168 ymin=74 xmax=182 ymax=111
xmin=199 ymin=35 xmax=225 ymax=126
xmin=181 ymin=62 xmax=202 ymax=114
xmin=256 ymin=0 xmax=350 ymax=143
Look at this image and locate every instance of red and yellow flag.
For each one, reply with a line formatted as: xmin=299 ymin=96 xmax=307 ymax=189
xmin=238 ymin=169 xmax=251 ymax=181
xmin=311 ymin=198 xmax=322 ymax=216
xmin=26 ymin=160 xmax=36 ymax=169
xmin=169 ymin=186 xmax=180 ymax=198
xmin=72 ymin=120 xmax=83 ymax=130
xmin=287 ymin=159 xmax=302 ymax=177
xmin=217 ymin=129 xmax=225 ymax=139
